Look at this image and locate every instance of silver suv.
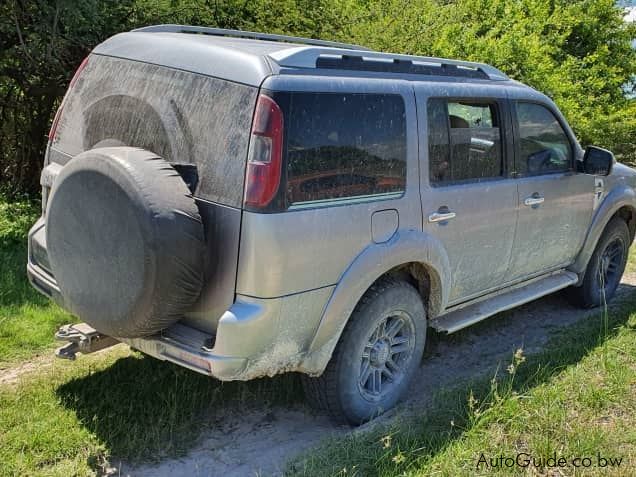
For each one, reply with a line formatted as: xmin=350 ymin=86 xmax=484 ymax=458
xmin=27 ymin=25 xmax=636 ymax=424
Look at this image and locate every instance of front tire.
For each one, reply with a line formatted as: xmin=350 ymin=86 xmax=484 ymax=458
xmin=569 ymin=217 xmax=630 ymax=308
xmin=302 ymin=278 xmax=426 ymax=424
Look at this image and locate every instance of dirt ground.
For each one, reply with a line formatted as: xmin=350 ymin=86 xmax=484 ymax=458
xmin=0 ymin=354 xmax=53 ymax=386
xmin=116 ymin=273 xmax=636 ymax=477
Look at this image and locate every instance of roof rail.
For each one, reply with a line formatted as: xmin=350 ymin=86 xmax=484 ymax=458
xmin=268 ymin=48 xmax=509 ymax=81
xmin=132 ymin=24 xmax=372 ymax=52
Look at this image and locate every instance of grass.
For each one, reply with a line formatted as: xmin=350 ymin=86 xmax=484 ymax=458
xmin=0 ymin=347 xmax=302 ymax=476
xmin=1 ymin=194 xmax=636 ymax=476
xmin=0 ymin=198 xmax=71 ymax=366
xmin=0 ymin=196 xmax=304 ymax=475
xmin=287 ymin=270 xmax=636 ymax=476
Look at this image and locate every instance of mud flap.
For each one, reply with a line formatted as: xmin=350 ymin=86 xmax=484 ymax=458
xmin=55 ymin=323 xmax=118 ymax=360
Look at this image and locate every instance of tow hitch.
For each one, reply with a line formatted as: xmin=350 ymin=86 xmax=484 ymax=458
xmin=54 ymin=323 xmax=118 ymax=360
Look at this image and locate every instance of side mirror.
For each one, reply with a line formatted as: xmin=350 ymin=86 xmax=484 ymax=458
xmin=583 ymin=146 xmax=614 ymax=176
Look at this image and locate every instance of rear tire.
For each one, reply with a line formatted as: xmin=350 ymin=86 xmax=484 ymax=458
xmin=302 ymin=278 xmax=426 ymax=424
xmin=568 ymin=217 xmax=630 ymax=308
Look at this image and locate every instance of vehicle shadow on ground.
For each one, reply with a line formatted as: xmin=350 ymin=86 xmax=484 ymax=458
xmin=55 ymin=283 xmax=636 ymax=473
xmin=55 ymin=351 xmax=305 ymax=463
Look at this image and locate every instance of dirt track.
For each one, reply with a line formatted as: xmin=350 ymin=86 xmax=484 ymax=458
xmin=117 ymin=274 xmax=636 ymax=477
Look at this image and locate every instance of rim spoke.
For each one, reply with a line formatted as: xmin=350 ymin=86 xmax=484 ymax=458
xmin=385 ymin=318 xmax=405 ymax=338
xmin=358 ymin=311 xmax=415 ymax=399
xmin=391 ymin=336 xmax=409 ymax=346
xmin=605 ymin=242 xmax=622 ymax=263
xmin=391 ymin=341 xmax=409 ymax=355
xmin=378 ymin=319 xmax=387 ymax=338
xmin=360 ymin=361 xmax=372 ymax=387
xmin=598 ymin=240 xmax=623 ymax=289
xmin=386 ymin=358 xmax=399 ymax=372
xmin=370 ymin=322 xmax=382 ymax=342
xmin=381 ymin=365 xmax=395 ymax=381
xmin=374 ymin=369 xmax=382 ymax=393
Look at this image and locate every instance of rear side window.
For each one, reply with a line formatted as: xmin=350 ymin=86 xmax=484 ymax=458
xmin=427 ymin=98 xmax=503 ymax=184
xmin=282 ymin=93 xmax=407 ymax=206
xmin=515 ymin=102 xmax=572 ymax=175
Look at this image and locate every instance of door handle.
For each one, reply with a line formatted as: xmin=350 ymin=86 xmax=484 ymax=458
xmin=524 ymin=195 xmax=545 ymax=207
xmin=428 ymin=210 xmax=456 ymax=223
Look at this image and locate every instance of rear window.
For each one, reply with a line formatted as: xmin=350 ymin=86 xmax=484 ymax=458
xmin=53 ymin=55 xmax=257 ymax=207
xmin=278 ymin=92 xmax=407 ymax=206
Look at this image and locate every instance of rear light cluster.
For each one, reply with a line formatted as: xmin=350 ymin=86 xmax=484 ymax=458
xmin=49 ymin=56 xmax=90 ymax=141
xmin=243 ymin=94 xmax=284 ymax=209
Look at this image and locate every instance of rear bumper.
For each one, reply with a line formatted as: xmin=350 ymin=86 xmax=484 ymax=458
xmin=27 ymin=218 xmax=333 ymax=380
xmin=27 ymin=218 xmax=64 ymax=307
xmin=27 ymin=261 xmax=63 ymax=305
xmin=119 ymin=324 xmax=249 ymax=380
xmin=118 ymin=298 xmax=283 ymax=380
xmin=120 ymin=287 xmax=333 ymax=381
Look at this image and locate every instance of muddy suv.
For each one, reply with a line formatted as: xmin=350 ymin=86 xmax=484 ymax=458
xmin=28 ymin=25 xmax=635 ymax=424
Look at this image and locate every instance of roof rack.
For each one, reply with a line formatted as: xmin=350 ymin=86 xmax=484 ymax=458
xmin=316 ymin=55 xmax=490 ymax=79
xmin=132 ymin=24 xmax=372 ymax=52
xmin=268 ymin=48 xmax=509 ymax=81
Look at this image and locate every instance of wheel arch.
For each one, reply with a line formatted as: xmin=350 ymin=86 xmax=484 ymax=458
xmin=383 ymin=261 xmax=444 ymax=319
xmin=300 ymin=230 xmax=451 ymax=375
xmin=570 ymin=184 xmax=636 ymax=282
xmin=616 ymin=205 xmax=636 ymax=243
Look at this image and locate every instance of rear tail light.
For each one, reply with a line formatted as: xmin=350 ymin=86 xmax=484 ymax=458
xmin=243 ymin=94 xmax=284 ymax=209
xmin=49 ymin=56 xmax=89 ymax=141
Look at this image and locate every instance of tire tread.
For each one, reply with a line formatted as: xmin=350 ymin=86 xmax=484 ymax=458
xmin=568 ymin=216 xmax=630 ymax=308
xmin=302 ymin=277 xmax=417 ymax=423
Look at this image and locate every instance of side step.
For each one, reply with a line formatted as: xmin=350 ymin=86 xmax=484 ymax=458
xmin=431 ymin=271 xmax=578 ymax=334
xmin=55 ymin=323 xmax=118 ymax=360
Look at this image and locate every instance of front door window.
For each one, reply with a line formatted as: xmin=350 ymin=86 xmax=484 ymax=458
xmin=515 ymin=102 xmax=572 ymax=175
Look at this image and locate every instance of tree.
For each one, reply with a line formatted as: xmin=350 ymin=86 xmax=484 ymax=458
xmin=346 ymin=0 xmax=636 ymax=158
xmin=0 ymin=0 xmax=136 ymax=195
xmin=1 ymin=0 xmax=634 ymax=198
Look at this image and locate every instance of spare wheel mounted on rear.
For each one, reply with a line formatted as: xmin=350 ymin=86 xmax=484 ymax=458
xmin=45 ymin=147 xmax=205 ymax=338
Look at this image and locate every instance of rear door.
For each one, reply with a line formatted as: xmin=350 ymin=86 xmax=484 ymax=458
xmin=505 ymin=100 xmax=594 ymax=282
xmin=417 ymin=86 xmax=518 ymax=305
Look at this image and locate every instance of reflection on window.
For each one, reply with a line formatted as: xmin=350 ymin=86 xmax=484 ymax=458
xmin=516 ymin=102 xmax=571 ymax=174
xmin=285 ymin=93 xmax=406 ymax=205
xmin=428 ymin=99 xmax=503 ymax=184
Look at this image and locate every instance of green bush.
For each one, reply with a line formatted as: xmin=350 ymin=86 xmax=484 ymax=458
xmin=0 ymin=197 xmax=39 ymax=247
xmin=1 ymin=0 xmax=634 ymax=199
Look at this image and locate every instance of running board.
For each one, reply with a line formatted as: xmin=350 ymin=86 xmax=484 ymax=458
xmin=431 ymin=271 xmax=578 ymax=334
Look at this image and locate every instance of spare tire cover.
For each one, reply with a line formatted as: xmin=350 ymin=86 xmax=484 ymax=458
xmin=45 ymin=147 xmax=205 ymax=338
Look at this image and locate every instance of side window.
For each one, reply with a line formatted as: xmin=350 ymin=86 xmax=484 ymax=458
xmin=284 ymin=93 xmax=406 ymax=206
xmin=515 ymin=102 xmax=572 ymax=175
xmin=427 ymin=99 xmax=503 ymax=184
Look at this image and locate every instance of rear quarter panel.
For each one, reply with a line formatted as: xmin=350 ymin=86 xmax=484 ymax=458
xmin=236 ymin=76 xmax=421 ymax=298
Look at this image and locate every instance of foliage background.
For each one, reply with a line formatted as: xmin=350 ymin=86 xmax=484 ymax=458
xmin=1 ymin=0 xmax=635 ymax=198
